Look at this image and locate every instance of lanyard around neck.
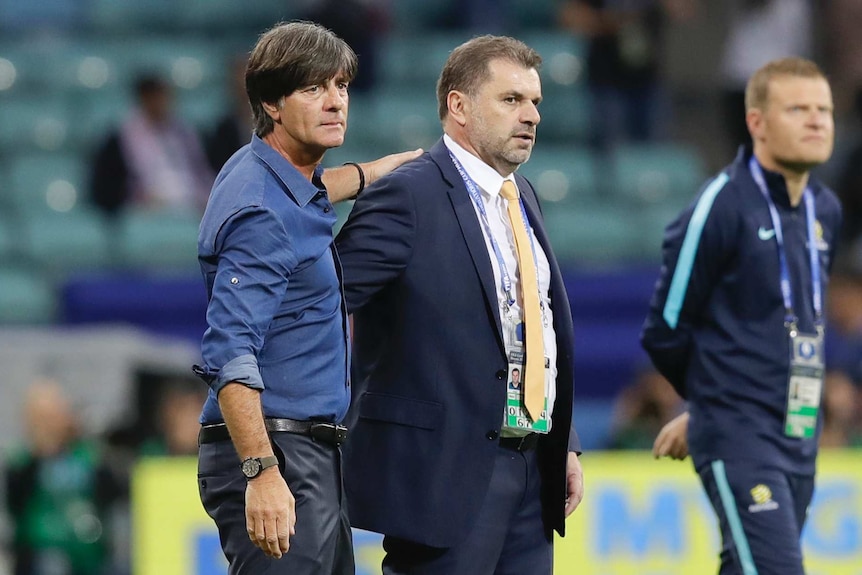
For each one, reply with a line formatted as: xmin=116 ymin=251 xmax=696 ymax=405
xmin=748 ymin=156 xmax=822 ymax=332
xmin=448 ymin=150 xmax=540 ymax=309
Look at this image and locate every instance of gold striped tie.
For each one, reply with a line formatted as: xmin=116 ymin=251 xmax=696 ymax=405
xmin=500 ymin=180 xmax=544 ymax=421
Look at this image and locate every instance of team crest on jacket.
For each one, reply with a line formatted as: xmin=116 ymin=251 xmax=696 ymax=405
xmin=748 ymin=484 xmax=779 ymax=512
xmin=814 ymin=220 xmax=829 ymax=251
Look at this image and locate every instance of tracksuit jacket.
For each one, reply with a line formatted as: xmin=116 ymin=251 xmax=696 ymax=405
xmin=641 ymin=146 xmax=842 ymax=475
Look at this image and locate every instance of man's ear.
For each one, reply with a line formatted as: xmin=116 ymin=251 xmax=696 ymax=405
xmin=746 ymin=108 xmax=764 ymax=142
xmin=262 ymin=99 xmax=281 ymax=123
xmin=447 ymin=91 xmax=469 ymax=127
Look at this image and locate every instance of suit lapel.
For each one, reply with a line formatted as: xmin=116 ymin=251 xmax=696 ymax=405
xmin=430 ymin=141 xmax=505 ymax=350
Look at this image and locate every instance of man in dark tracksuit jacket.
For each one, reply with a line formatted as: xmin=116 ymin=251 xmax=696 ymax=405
xmin=641 ymin=58 xmax=842 ymax=575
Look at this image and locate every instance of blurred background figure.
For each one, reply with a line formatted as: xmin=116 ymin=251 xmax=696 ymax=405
xmin=819 ymin=370 xmax=862 ymax=449
xmin=825 ymin=272 xmax=862 ymax=384
xmin=301 ymin=0 xmax=387 ymax=93
xmin=205 ymin=55 xmax=253 ymax=174
xmin=835 ymin=93 xmax=862 ymax=258
xmin=606 ymin=366 xmax=684 ymax=449
xmin=719 ymin=0 xmax=813 ymax=154
xmin=138 ymin=378 xmax=207 ymax=457
xmin=89 ymin=73 xmax=214 ymax=216
xmin=558 ymin=0 xmax=695 ymax=151
xmin=4 ymin=379 xmax=117 ymax=575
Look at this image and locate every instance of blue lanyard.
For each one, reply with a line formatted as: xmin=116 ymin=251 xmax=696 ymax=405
xmin=448 ymin=151 xmax=541 ymax=310
xmin=748 ymin=157 xmax=823 ymax=332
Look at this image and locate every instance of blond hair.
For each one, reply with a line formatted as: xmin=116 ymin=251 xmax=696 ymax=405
xmin=745 ymin=57 xmax=827 ymax=112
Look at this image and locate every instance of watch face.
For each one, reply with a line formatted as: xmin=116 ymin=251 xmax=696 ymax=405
xmin=242 ymin=458 xmax=262 ymax=478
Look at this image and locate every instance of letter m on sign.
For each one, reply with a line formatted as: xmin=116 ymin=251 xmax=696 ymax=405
xmin=594 ymin=488 xmax=684 ymax=557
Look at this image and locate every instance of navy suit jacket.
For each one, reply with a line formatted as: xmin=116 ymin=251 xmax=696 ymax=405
xmin=335 ymin=139 xmax=579 ymax=547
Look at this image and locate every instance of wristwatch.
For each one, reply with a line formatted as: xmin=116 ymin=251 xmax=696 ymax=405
xmin=240 ymin=456 xmax=279 ymax=479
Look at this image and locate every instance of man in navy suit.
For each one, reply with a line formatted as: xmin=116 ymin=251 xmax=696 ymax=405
xmin=336 ymin=35 xmax=584 ymax=574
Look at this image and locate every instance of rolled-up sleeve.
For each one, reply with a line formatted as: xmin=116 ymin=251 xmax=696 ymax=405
xmin=201 ymin=207 xmax=296 ymax=395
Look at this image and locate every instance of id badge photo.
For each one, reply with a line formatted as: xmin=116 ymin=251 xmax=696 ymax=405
xmin=503 ymin=343 xmax=551 ymax=434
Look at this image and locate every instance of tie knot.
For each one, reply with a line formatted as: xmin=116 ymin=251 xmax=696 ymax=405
xmin=500 ymin=180 xmax=518 ymax=201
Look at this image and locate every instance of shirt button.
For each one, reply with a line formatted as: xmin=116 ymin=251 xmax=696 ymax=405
xmin=486 ymin=430 xmax=499 ymax=440
xmin=324 ymin=207 xmax=331 ymax=213
xmin=495 ymin=369 xmax=506 ymax=380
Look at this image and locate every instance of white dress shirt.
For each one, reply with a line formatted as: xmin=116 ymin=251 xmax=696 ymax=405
xmin=444 ymin=134 xmax=558 ymax=417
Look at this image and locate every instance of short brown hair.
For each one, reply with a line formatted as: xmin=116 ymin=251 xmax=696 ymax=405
xmin=436 ymin=35 xmax=542 ymax=122
xmin=246 ymin=21 xmax=358 ymax=137
xmin=745 ymin=57 xmax=827 ymax=112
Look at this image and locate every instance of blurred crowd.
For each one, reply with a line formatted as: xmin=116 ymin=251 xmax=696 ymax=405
xmin=4 ymin=371 xmax=206 ymax=575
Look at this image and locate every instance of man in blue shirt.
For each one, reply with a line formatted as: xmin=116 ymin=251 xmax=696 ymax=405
xmin=193 ymin=22 xmax=419 ymax=574
xmin=642 ymin=58 xmax=842 ymax=575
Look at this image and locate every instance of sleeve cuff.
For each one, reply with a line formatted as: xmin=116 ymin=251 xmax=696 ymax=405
xmin=567 ymin=425 xmax=582 ymax=454
xmin=213 ymin=354 xmax=264 ymax=395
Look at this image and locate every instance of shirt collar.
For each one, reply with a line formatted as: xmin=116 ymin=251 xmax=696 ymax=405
xmin=443 ymin=134 xmax=517 ymax=198
xmin=250 ymin=134 xmax=325 ymax=206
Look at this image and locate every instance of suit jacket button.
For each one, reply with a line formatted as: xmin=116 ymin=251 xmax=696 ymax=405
xmin=495 ymin=369 xmax=506 ymax=380
xmin=486 ymin=430 xmax=499 ymax=440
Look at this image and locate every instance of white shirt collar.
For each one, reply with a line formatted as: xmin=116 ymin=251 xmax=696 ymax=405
xmin=443 ymin=133 xmax=517 ymax=198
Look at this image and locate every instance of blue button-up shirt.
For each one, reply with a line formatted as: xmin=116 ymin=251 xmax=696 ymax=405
xmin=196 ymin=135 xmax=350 ymax=424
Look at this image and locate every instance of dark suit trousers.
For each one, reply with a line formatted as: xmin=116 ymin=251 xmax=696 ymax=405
xmin=198 ymin=433 xmax=354 ymax=575
xmin=381 ymin=444 xmax=553 ymax=575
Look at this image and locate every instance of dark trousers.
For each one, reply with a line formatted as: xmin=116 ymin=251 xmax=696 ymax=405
xmin=699 ymin=459 xmax=814 ymax=575
xmin=381 ymin=445 xmax=552 ymax=575
xmin=198 ymin=432 xmax=354 ymax=575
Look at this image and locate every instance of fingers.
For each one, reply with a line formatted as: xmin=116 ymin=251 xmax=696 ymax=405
xmin=564 ymin=453 xmax=584 ymax=517
xmin=245 ymin=478 xmax=295 ymax=559
xmin=565 ymin=487 xmax=583 ymax=517
xmin=669 ymin=438 xmax=689 ymax=460
xmin=652 ymin=429 xmax=670 ymax=459
xmin=247 ymin=512 xmax=289 ymax=559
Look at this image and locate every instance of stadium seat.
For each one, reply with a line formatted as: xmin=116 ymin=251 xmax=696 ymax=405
xmin=0 ymin=94 xmax=75 ymax=153
xmin=520 ymin=31 xmax=587 ymax=89
xmin=0 ymin=215 xmax=15 ymax=263
xmin=93 ymin=37 xmax=230 ymax=91
xmin=0 ymin=266 xmax=56 ymax=324
xmin=0 ymin=0 xmax=87 ymax=30
xmin=637 ymin=202 xmax=690 ymax=263
xmin=611 ymin=143 xmax=706 ymax=206
xmin=116 ymin=210 xmax=200 ymax=272
xmin=543 ymin=204 xmax=643 ymax=266
xmin=378 ymin=32 xmax=468 ymax=86
xmin=173 ymin=0 xmax=294 ymax=33
xmin=20 ymin=210 xmax=113 ymax=279
xmin=390 ymin=0 xmax=456 ymax=31
xmin=0 ymin=37 xmax=116 ymax=95
xmin=519 ymin=145 xmax=599 ymax=207
xmin=534 ymin=84 xmax=591 ymax=144
xmin=8 ymin=152 xmax=87 ymax=215
xmin=0 ymin=161 xmax=10 ymax=211
xmin=365 ymin=88 xmax=441 ymax=151
xmin=509 ymin=0 xmax=562 ymax=30
xmin=88 ymin=0 xmax=184 ymax=33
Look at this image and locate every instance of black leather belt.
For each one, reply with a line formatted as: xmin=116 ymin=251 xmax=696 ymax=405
xmin=499 ymin=433 xmax=540 ymax=452
xmin=199 ymin=418 xmax=348 ymax=447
